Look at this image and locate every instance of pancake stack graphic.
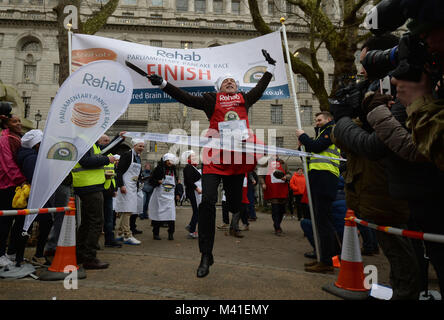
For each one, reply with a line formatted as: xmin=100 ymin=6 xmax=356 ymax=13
xmin=71 ymin=103 xmax=102 ymax=128
xmin=71 ymin=48 xmax=117 ymax=72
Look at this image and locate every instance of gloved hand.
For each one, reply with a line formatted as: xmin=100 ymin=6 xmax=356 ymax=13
xmin=362 ymin=91 xmax=393 ymax=115
xmin=262 ymin=49 xmax=276 ymax=66
xmin=329 ymin=100 xmax=354 ymax=122
xmin=148 ymin=74 xmax=164 ymax=86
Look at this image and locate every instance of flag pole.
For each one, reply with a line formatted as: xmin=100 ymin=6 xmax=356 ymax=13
xmin=280 ymin=18 xmax=321 ymax=263
xmin=67 ymin=23 xmax=73 ymax=76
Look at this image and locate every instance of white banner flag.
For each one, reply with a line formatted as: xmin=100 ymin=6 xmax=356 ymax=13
xmin=72 ymin=31 xmax=289 ymax=103
xmin=24 ymin=60 xmax=134 ymax=231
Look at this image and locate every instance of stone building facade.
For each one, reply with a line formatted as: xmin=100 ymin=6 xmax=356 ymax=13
xmin=0 ymin=0 xmax=343 ymax=171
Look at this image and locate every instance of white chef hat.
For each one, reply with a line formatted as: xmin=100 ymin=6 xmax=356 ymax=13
xmin=131 ymin=138 xmax=145 ymax=147
xmin=214 ymin=74 xmax=239 ymax=92
xmin=162 ymin=152 xmax=177 ymax=164
xmin=21 ymin=129 xmax=43 ymax=149
xmin=114 ymin=154 xmax=120 ymax=160
xmin=180 ymin=150 xmax=195 ymax=163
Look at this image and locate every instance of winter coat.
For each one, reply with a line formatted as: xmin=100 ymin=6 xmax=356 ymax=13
xmin=149 ymin=160 xmax=178 ymax=188
xmin=406 ymin=95 xmax=444 ymax=170
xmin=0 ymin=128 xmax=26 ymax=189
xmin=332 ymin=118 xmax=410 ymax=225
xmin=16 ymin=147 xmax=38 ymax=183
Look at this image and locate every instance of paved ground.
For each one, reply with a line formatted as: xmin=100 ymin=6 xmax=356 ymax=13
xmin=0 ymin=205 xmax=439 ymax=301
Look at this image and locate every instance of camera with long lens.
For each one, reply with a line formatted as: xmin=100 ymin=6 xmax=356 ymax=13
xmin=329 ymin=78 xmax=369 ymax=119
xmin=363 ymin=0 xmax=444 ymax=98
xmin=0 ymin=101 xmax=12 ymax=118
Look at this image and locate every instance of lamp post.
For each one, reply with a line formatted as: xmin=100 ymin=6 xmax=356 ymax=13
xmin=34 ymin=109 xmax=42 ymax=129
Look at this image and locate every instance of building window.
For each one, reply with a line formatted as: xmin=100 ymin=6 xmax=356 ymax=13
xmin=276 ymin=137 xmax=284 ymax=148
xmin=181 ymin=41 xmax=192 ymax=49
xmin=213 ymin=0 xmax=223 ymax=13
xmin=271 ymin=104 xmax=283 ymax=125
xmin=53 ymin=64 xmax=59 ymax=84
xmin=176 ymin=0 xmax=188 ymax=12
xmin=327 ymin=51 xmax=333 ymax=61
xmin=286 ymin=3 xmax=293 ymax=14
xmin=149 ymin=141 xmax=156 ymax=152
xmin=268 ymin=1 xmax=274 ymax=15
xmin=150 ymin=40 xmax=163 ymax=47
xmin=149 ymin=104 xmax=160 ymax=121
xmin=298 ymin=75 xmax=309 ymax=93
xmin=122 ymin=0 xmax=137 ymax=4
xmin=24 ymin=64 xmax=36 ymax=82
xmin=152 ymin=0 xmax=163 ymax=6
xmin=30 ymin=0 xmax=44 ymax=5
xmin=23 ymin=96 xmax=31 ymax=118
xmin=195 ymin=0 xmax=206 ymax=13
xmin=21 ymin=41 xmax=41 ymax=52
xmin=232 ymin=0 xmax=240 ymax=14
xmin=300 ymin=105 xmax=313 ymax=126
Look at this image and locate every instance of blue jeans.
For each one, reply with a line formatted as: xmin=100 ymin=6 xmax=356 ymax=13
xmin=103 ymin=194 xmax=115 ymax=244
xmin=247 ymin=188 xmax=256 ymax=219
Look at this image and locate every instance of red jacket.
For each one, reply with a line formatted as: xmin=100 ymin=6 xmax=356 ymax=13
xmin=290 ymin=172 xmax=308 ymax=204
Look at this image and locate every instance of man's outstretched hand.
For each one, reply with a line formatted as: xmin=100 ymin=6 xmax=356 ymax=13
xmin=148 ymin=74 xmax=164 ymax=86
xmin=262 ymin=49 xmax=276 ymax=66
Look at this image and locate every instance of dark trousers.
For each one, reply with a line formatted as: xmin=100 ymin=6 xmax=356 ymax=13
xmin=247 ymin=188 xmax=256 ymax=219
xmin=198 ymin=173 xmax=244 ymax=255
xmin=76 ymin=191 xmax=104 ymax=262
xmin=222 ymin=201 xmax=230 ymax=224
xmin=130 ymin=214 xmax=138 ymax=232
xmin=186 ymin=189 xmax=199 ymax=233
xmin=142 ymin=188 xmax=153 ymax=218
xmin=0 ymin=186 xmax=18 ymax=256
xmin=288 ymin=191 xmax=294 ymax=215
xmin=311 ymin=191 xmax=337 ymax=265
xmin=103 ymin=194 xmax=115 ymax=244
xmin=152 ymin=220 xmax=175 ymax=235
xmin=240 ymin=203 xmax=249 ymax=226
xmin=409 ymin=198 xmax=444 ymax=295
xmin=271 ymin=203 xmax=286 ymax=231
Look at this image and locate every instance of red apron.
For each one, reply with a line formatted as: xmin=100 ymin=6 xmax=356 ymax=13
xmin=263 ymin=160 xmax=288 ymax=200
xmin=242 ymin=173 xmax=249 ymax=204
xmin=202 ymin=92 xmax=262 ymax=175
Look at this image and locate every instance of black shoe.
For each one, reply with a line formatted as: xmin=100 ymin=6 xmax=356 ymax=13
xmin=153 ymin=234 xmax=161 ymax=240
xmin=132 ymin=229 xmax=143 ymax=235
xmin=304 ymin=251 xmax=317 ymax=259
xmin=197 ymin=254 xmax=214 ymax=278
xmin=168 ymin=233 xmax=174 ymax=240
xmin=82 ymin=258 xmax=109 ymax=270
xmin=105 ymin=241 xmax=122 ymax=248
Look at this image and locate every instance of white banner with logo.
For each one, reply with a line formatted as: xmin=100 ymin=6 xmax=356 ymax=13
xmin=24 ymin=60 xmax=133 ymax=232
xmin=72 ymin=31 xmax=289 ymax=103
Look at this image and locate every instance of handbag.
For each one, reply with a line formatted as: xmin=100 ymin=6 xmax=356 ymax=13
xmin=12 ymin=184 xmax=31 ymax=209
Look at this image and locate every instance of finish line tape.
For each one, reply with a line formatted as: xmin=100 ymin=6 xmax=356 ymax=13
xmin=123 ymin=131 xmax=346 ymax=162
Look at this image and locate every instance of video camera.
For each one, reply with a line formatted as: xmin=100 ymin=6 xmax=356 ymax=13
xmin=0 ymin=101 xmax=12 ymax=118
xmin=328 ymin=77 xmax=369 ymax=120
xmin=363 ymin=0 xmax=443 ymax=97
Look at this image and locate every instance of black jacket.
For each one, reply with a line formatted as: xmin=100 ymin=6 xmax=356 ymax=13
xmin=16 ymin=147 xmax=38 ymax=183
xmin=298 ymin=120 xmax=339 ymax=198
xmin=149 ymin=160 xmax=177 ymax=188
xmin=183 ymin=163 xmax=201 ymax=192
xmin=334 ymin=103 xmax=442 ymax=199
xmin=74 ymin=145 xmax=110 ymax=195
xmin=116 ymin=149 xmax=142 ymax=189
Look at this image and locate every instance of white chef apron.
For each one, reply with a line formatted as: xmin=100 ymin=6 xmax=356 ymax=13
xmin=148 ymin=171 xmax=176 ymax=221
xmin=114 ymin=150 xmax=141 ymax=214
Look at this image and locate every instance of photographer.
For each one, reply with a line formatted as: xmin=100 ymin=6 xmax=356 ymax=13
xmin=363 ymin=0 xmax=444 ymax=296
xmin=331 ymin=35 xmax=422 ymax=299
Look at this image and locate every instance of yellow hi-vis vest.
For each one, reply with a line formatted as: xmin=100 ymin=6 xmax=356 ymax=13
xmin=104 ymin=153 xmax=116 ymax=190
xmin=308 ymin=125 xmax=341 ymax=177
xmin=72 ymin=144 xmax=106 ymax=188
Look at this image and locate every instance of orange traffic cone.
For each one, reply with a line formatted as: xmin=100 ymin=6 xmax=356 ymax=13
xmin=39 ymin=197 xmax=86 ymax=281
xmin=322 ymin=209 xmax=369 ymax=300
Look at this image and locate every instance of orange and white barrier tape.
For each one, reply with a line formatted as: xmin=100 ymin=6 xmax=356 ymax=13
xmin=346 ymin=216 xmax=444 ymax=244
xmin=0 ymin=207 xmax=75 ymax=217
